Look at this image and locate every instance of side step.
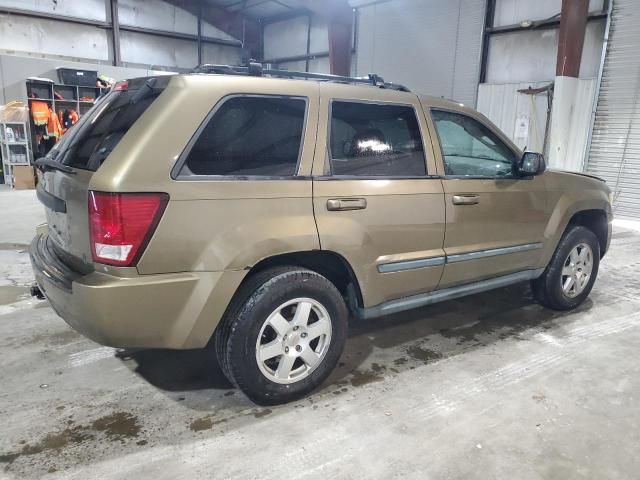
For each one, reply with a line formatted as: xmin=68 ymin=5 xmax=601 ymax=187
xmin=356 ymin=268 xmax=544 ymax=319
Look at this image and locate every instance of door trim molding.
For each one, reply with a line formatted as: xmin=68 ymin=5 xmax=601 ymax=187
xmin=357 ymin=268 xmax=545 ymax=319
xmin=446 ymin=242 xmax=543 ymax=264
xmin=377 ymin=256 xmax=445 ymax=273
xmin=376 ymin=242 xmax=543 ymax=273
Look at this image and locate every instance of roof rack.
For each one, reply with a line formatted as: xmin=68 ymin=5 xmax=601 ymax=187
xmin=192 ymin=62 xmax=410 ymax=92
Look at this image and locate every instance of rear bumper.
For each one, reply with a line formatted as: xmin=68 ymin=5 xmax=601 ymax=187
xmin=30 ymin=233 xmax=245 ymax=349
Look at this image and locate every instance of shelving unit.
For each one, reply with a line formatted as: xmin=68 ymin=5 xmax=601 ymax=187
xmin=25 ymin=80 xmax=107 ymax=158
xmin=26 ymin=80 xmax=106 ymax=115
xmin=1 ymin=121 xmax=31 ymax=187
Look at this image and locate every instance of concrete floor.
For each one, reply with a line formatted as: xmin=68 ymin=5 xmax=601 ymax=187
xmin=1 ymin=188 xmax=640 ymax=480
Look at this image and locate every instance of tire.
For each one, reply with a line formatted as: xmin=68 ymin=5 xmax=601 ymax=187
xmin=214 ymin=266 xmax=348 ymax=405
xmin=532 ymin=225 xmax=600 ymax=311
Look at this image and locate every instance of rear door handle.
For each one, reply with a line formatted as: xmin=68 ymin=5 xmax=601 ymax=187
xmin=452 ymin=194 xmax=480 ymax=205
xmin=327 ymin=198 xmax=367 ymax=211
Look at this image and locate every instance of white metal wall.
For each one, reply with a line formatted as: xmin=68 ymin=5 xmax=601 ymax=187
xmin=356 ymin=0 xmax=486 ymax=106
xmin=478 ymin=79 xmax=596 ymax=158
xmin=587 ymin=0 xmax=640 ymax=219
xmin=263 ymin=0 xmax=486 ymax=105
xmin=0 ymin=0 xmax=241 ymax=69
xmin=486 ymin=21 xmax=605 ymax=83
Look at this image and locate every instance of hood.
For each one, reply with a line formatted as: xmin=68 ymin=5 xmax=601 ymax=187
xmin=547 ymin=169 xmax=606 ymax=183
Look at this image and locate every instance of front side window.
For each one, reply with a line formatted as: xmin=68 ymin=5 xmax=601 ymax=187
xmin=329 ymin=101 xmax=427 ymax=177
xmin=181 ymin=96 xmax=306 ymax=177
xmin=431 ymin=110 xmax=516 ymax=177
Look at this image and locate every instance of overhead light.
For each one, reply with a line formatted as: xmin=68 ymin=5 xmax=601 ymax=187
xmin=520 ymin=20 xmax=533 ymax=28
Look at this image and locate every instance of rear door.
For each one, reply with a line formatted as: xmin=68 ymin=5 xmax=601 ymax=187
xmin=36 ymin=76 xmax=170 ymax=269
xmin=313 ymin=84 xmax=445 ymax=309
xmin=425 ymin=106 xmax=549 ymax=288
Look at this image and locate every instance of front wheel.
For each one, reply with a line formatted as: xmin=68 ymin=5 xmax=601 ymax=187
xmin=532 ymin=225 xmax=600 ymax=311
xmin=215 ymin=267 xmax=348 ymax=405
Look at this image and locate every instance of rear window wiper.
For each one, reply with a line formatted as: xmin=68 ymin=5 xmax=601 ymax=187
xmin=35 ymin=157 xmax=77 ymax=175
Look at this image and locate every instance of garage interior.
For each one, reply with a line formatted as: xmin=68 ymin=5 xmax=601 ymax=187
xmin=1 ymin=0 xmax=640 ymax=478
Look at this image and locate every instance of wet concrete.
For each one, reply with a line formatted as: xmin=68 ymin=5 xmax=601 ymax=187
xmin=2 ymin=190 xmax=640 ymax=479
xmin=0 ymin=286 xmax=27 ymax=306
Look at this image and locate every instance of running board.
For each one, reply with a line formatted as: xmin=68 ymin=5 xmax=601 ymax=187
xmin=356 ymin=268 xmax=545 ymax=320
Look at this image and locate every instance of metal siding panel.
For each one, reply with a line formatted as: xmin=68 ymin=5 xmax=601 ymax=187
xmin=355 ymin=0 xmax=483 ymax=105
xmin=587 ymin=0 xmax=640 ymax=219
xmin=264 ymin=17 xmax=310 ymax=59
xmin=453 ymin=0 xmax=486 ymax=106
xmin=493 ymin=0 xmax=604 ymax=28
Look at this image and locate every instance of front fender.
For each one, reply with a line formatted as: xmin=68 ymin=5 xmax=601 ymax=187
xmin=540 ymin=186 xmax=611 ymax=267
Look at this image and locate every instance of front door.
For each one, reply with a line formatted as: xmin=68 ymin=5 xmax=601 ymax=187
xmin=426 ymin=107 xmax=549 ymax=288
xmin=313 ymin=84 xmax=445 ymax=308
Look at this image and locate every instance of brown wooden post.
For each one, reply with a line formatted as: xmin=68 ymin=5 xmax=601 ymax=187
xmin=327 ymin=0 xmax=352 ymax=76
xmin=556 ymin=0 xmax=589 ymax=77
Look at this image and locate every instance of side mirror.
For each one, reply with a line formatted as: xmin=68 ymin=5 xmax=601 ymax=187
xmin=518 ymin=151 xmax=546 ymax=176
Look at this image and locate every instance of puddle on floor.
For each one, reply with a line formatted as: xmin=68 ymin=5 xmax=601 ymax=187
xmin=0 ymin=286 xmax=28 ymax=306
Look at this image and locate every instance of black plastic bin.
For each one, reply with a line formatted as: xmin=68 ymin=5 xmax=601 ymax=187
xmin=56 ymin=68 xmax=98 ymax=87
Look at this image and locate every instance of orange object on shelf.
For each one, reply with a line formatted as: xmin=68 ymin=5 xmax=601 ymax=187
xmin=31 ymin=100 xmax=49 ymax=125
xmin=47 ymin=107 xmax=63 ymax=139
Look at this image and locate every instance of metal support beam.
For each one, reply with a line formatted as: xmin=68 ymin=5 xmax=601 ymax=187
xmin=162 ymin=0 xmax=262 ymax=61
xmin=0 ymin=6 xmax=109 ymax=27
xmin=556 ymin=0 xmax=589 ymax=77
xmin=197 ymin=2 xmax=203 ymax=66
xmin=119 ymin=25 xmax=241 ymax=47
xmin=263 ymin=48 xmax=355 ymax=65
xmin=479 ymin=0 xmax=496 ymax=84
xmin=487 ymin=11 xmax=605 ymax=35
xmin=109 ymin=0 xmax=121 ymax=66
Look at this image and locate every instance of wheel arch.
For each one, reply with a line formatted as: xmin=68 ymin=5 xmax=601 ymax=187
xmin=566 ymin=209 xmax=610 ymax=258
xmin=543 ymin=193 xmax=611 ymax=266
xmin=245 ymin=250 xmax=364 ymax=312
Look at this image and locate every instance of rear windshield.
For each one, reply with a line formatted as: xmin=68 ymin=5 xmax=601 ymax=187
xmin=47 ymin=76 xmax=171 ymax=171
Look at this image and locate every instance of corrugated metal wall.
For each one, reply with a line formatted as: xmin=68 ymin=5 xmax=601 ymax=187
xmin=478 ymin=79 xmax=596 ymax=158
xmin=587 ymin=0 xmax=640 ymax=219
xmin=477 ymin=82 xmax=551 ymax=152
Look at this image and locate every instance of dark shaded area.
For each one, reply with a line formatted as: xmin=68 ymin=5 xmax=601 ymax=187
xmin=115 ymin=282 xmax=589 ymax=407
xmin=115 ymin=346 xmax=232 ymax=392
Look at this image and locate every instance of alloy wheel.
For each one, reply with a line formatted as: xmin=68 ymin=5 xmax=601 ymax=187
xmin=561 ymin=243 xmax=594 ymax=298
xmin=255 ymin=298 xmax=332 ymax=384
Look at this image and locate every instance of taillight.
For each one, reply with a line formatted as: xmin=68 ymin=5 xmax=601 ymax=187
xmin=88 ymin=191 xmax=168 ymax=267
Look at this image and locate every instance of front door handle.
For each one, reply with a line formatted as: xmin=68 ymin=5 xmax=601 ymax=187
xmin=452 ymin=194 xmax=480 ymax=205
xmin=327 ymin=198 xmax=367 ymax=211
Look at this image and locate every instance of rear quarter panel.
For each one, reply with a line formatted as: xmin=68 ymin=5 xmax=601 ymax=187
xmin=89 ymin=75 xmax=321 ymax=274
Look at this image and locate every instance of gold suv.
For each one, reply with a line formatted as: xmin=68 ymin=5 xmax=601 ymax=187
xmin=30 ymin=67 xmax=612 ymax=404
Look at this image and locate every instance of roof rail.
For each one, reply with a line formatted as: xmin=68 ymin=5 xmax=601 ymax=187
xmin=192 ymin=62 xmax=410 ymax=92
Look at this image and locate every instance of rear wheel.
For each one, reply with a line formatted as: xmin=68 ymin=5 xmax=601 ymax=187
xmin=215 ymin=267 xmax=348 ymax=405
xmin=532 ymin=226 xmax=600 ymax=311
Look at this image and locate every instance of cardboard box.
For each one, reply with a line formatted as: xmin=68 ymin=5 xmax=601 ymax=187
xmin=13 ymin=165 xmax=36 ymax=190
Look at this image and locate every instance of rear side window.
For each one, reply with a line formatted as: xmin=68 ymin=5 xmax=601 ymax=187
xmin=329 ymin=101 xmax=427 ymax=176
xmin=52 ymin=76 xmax=169 ymax=171
xmin=181 ymin=96 xmax=307 ymax=177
